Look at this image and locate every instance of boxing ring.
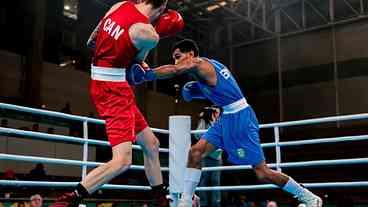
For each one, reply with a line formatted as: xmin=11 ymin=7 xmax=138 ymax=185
xmin=1 ymin=103 xmax=368 ymax=201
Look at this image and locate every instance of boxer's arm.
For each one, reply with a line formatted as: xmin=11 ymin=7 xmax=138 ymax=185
xmin=86 ymin=20 xmax=102 ymax=49
xmin=86 ymin=2 xmax=126 ymax=50
xmin=129 ymin=23 xmax=159 ymax=63
xmin=152 ymin=57 xmax=204 ymax=79
xmin=127 ymin=57 xmax=209 ymax=84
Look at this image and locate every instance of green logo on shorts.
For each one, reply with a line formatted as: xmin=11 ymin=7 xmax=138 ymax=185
xmin=237 ymin=148 xmax=246 ymax=159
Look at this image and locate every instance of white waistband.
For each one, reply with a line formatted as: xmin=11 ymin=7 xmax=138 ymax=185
xmin=222 ymin=98 xmax=249 ymax=114
xmin=91 ymin=65 xmax=126 ymax=82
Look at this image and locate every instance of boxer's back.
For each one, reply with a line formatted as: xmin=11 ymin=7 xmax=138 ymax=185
xmin=93 ymin=2 xmax=149 ymax=68
xmin=196 ymin=58 xmax=245 ymax=107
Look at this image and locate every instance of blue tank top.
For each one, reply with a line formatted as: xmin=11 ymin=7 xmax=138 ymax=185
xmin=197 ymin=58 xmax=245 ymax=107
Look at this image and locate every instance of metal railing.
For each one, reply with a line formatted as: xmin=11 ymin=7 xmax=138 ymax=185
xmin=1 ymin=103 xmax=368 ymax=191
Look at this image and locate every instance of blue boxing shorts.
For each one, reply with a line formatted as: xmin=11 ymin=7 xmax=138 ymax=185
xmin=202 ymin=105 xmax=265 ymax=166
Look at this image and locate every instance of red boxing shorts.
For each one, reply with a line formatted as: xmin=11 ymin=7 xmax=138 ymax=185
xmin=90 ymin=80 xmax=148 ymax=146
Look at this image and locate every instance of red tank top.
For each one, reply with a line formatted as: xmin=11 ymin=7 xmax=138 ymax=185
xmin=93 ymin=2 xmax=149 ymax=68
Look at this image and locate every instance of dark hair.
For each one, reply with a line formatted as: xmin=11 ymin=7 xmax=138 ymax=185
xmin=172 ymin=39 xmax=199 ymax=57
xmin=145 ymin=0 xmax=167 ymax=9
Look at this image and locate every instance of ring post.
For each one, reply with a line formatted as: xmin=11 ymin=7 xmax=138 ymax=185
xmin=82 ymin=121 xmax=89 ymax=179
xmin=169 ymin=116 xmax=191 ymax=207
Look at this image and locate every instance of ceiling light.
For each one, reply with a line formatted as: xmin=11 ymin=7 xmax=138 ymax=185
xmin=59 ymin=62 xmax=67 ymax=67
xmin=64 ymin=5 xmax=71 ymax=10
xmin=206 ymin=1 xmax=227 ymax=12
xmin=219 ymin=1 xmax=227 ymax=6
xmin=207 ymin=5 xmax=220 ymax=11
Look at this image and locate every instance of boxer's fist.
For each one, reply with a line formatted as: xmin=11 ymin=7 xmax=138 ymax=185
xmin=127 ymin=64 xmax=146 ymax=85
xmin=154 ymin=9 xmax=184 ymax=39
xmin=182 ymin=81 xmax=206 ymax=102
xmin=127 ymin=64 xmax=157 ymax=85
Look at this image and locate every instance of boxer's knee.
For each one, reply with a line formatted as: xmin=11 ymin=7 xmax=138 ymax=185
xmin=110 ymin=148 xmax=132 ymax=173
xmin=110 ymin=157 xmax=132 ymax=174
xmin=254 ymin=168 xmax=268 ymax=182
xmin=136 ymin=127 xmax=160 ymax=159
xmin=144 ymin=136 xmax=160 ymax=158
xmin=254 ymin=163 xmax=277 ymax=183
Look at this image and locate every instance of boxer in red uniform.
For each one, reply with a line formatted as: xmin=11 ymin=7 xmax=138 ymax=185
xmin=51 ymin=1 xmax=184 ymax=207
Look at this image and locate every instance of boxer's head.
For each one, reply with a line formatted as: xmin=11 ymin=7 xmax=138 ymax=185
xmin=140 ymin=0 xmax=168 ymax=21
xmin=171 ymin=39 xmax=199 ymax=64
xmin=145 ymin=0 xmax=167 ymax=9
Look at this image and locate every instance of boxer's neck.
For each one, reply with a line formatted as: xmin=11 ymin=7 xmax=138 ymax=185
xmin=135 ymin=3 xmax=158 ymax=22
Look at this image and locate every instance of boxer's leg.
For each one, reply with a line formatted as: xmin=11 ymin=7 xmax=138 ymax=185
xmin=253 ymin=161 xmax=322 ymax=207
xmin=51 ymin=142 xmax=133 ymax=207
xmin=136 ymin=127 xmax=162 ymax=186
xmin=51 ymin=81 xmax=135 ymax=207
xmin=134 ymin=105 xmax=169 ymax=207
xmin=80 ymin=82 xmax=135 ymax=194
xmin=179 ymin=139 xmax=217 ymax=207
xmin=81 ymin=142 xmax=133 ymax=193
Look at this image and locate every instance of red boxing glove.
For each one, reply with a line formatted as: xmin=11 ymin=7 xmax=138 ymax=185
xmin=154 ymin=9 xmax=184 ymax=39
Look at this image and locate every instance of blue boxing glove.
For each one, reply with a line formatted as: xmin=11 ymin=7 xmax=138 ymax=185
xmin=126 ymin=64 xmax=146 ymax=85
xmin=144 ymin=68 xmax=157 ymax=81
xmin=181 ymin=81 xmax=207 ymax=102
xmin=127 ymin=64 xmax=157 ymax=85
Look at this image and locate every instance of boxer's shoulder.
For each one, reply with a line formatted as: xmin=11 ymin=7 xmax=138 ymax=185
xmin=105 ymin=1 xmax=127 ymax=18
xmin=129 ymin=23 xmax=159 ymax=49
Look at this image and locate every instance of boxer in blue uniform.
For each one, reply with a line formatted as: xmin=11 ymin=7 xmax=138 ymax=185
xmin=127 ymin=39 xmax=322 ymax=207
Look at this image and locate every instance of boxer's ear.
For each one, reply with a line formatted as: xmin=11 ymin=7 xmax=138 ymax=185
xmin=189 ymin=51 xmax=195 ymax=58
